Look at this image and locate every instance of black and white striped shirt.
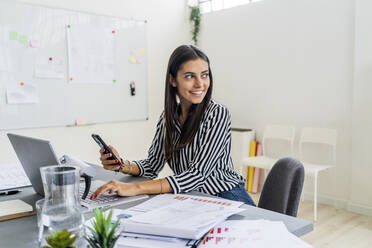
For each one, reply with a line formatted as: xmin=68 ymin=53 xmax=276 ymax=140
xmin=133 ymin=100 xmax=245 ymax=195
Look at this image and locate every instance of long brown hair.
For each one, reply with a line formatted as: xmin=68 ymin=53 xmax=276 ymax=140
xmin=164 ymin=45 xmax=213 ymax=161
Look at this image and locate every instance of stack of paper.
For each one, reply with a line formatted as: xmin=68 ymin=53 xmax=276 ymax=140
xmin=85 ymin=194 xmax=244 ymax=248
xmin=116 ymin=232 xmax=199 ymax=248
xmin=121 ymin=198 xmax=244 ymax=239
xmin=199 ymin=220 xmax=312 ymax=248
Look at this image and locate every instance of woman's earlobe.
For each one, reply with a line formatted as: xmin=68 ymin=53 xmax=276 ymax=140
xmin=169 ymin=75 xmax=177 ymax=87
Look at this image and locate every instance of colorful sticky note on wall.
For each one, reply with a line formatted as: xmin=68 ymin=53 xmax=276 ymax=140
xmin=129 ymin=56 xmax=137 ymax=64
xmin=139 ymin=48 xmax=145 ymax=55
xmin=29 ymin=39 xmax=39 ymax=48
xmin=19 ymin=35 xmax=28 ymax=45
xmin=9 ymin=31 xmax=18 ymax=40
xmin=75 ymin=118 xmax=86 ymax=126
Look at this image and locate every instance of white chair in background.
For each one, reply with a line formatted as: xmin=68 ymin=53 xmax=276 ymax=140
xmin=241 ymin=125 xmax=296 ymax=181
xmin=299 ymin=127 xmax=337 ymax=222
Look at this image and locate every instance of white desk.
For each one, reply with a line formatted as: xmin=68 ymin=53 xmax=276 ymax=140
xmin=0 ymin=165 xmax=313 ymax=247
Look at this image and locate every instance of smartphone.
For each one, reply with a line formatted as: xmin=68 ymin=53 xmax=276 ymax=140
xmin=91 ymin=134 xmax=121 ymax=166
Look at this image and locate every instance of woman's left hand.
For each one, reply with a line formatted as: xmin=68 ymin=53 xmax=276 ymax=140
xmin=90 ymin=180 xmax=139 ymax=199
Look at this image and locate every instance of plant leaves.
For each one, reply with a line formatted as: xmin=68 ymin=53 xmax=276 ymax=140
xmin=84 ymin=208 xmax=119 ymax=248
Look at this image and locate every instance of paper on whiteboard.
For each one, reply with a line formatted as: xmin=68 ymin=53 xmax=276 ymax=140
xmin=0 ymin=27 xmax=11 ymax=72
xmin=0 ymin=44 xmax=7 ymax=71
xmin=66 ymin=24 xmax=115 ymax=84
xmin=34 ymin=55 xmax=64 ymax=78
xmin=6 ymin=81 xmax=39 ymax=104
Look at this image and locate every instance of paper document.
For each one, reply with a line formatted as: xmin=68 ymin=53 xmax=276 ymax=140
xmin=60 ymin=154 xmax=96 ymax=177
xmin=6 ymin=80 xmax=39 ymax=104
xmin=129 ymin=199 xmax=238 ymax=227
xmin=0 ymin=163 xmax=31 ymax=191
xmin=131 ymin=193 xmax=244 ymax=213
xmin=66 ymin=24 xmax=115 ymax=84
xmin=123 ymin=198 xmax=244 ymax=239
xmin=85 ymin=193 xmax=245 ymax=242
xmin=199 ymin=220 xmax=312 ymax=248
xmin=0 ymin=44 xmax=9 ymax=71
xmin=34 ymin=55 xmax=64 ymax=79
xmin=116 ymin=232 xmax=199 ymax=248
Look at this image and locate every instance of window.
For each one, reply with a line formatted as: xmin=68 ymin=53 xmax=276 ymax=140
xmin=196 ymin=0 xmax=263 ymax=14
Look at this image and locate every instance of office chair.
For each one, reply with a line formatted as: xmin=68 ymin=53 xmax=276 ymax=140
xmin=258 ymin=157 xmax=304 ymax=217
xmin=299 ymin=127 xmax=337 ymax=221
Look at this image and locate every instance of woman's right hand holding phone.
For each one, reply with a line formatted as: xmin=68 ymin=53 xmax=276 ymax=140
xmin=99 ymin=145 xmax=122 ymax=171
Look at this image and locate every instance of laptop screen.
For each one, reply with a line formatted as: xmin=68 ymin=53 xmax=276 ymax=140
xmin=7 ymin=133 xmax=60 ymax=196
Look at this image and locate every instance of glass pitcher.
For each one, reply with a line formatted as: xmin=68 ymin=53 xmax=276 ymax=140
xmin=39 ymin=165 xmax=85 ymax=247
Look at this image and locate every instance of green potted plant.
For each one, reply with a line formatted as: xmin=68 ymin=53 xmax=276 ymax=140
xmin=42 ymin=229 xmax=77 ymax=248
xmin=84 ymin=208 xmax=120 ymax=248
xmin=189 ymin=5 xmax=201 ymax=45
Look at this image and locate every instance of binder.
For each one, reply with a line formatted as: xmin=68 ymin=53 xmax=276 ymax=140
xmin=247 ymin=140 xmax=257 ymax=192
xmin=251 ymin=142 xmax=263 ymax=193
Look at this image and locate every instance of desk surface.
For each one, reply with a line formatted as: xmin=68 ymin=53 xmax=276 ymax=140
xmin=0 ymin=165 xmax=313 ymax=247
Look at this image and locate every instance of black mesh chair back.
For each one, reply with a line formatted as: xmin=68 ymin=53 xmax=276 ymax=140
xmin=258 ymin=157 xmax=304 ymax=217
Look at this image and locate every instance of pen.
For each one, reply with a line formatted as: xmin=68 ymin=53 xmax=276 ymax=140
xmin=0 ymin=189 xmax=22 ymax=195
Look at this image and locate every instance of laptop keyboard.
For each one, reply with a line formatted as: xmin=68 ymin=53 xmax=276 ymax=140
xmin=79 ymin=189 xmax=120 ymax=205
xmin=78 ymin=181 xmax=149 ymax=210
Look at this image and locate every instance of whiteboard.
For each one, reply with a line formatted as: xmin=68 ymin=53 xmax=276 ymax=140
xmin=0 ymin=1 xmax=148 ymax=130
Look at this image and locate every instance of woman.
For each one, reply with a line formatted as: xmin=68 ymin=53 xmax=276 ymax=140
xmin=91 ymin=45 xmax=255 ymax=206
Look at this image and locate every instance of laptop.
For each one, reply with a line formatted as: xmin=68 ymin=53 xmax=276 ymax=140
xmin=7 ymin=133 xmax=148 ymax=210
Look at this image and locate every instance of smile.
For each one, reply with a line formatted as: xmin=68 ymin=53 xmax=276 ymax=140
xmin=190 ymin=91 xmax=203 ymax=95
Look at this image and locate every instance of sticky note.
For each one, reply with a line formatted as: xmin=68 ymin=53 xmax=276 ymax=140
xmin=75 ymin=118 xmax=86 ymax=126
xmin=113 ymin=80 xmax=116 ymax=83
xmin=29 ymin=39 xmax=39 ymax=48
xmin=9 ymin=31 xmax=18 ymax=40
xmin=20 ymin=82 xmax=24 ymax=86
xmin=139 ymin=48 xmax=145 ymax=55
xmin=67 ymin=24 xmax=71 ymax=28
xmin=19 ymin=35 xmax=28 ymax=45
xmin=129 ymin=56 xmax=137 ymax=64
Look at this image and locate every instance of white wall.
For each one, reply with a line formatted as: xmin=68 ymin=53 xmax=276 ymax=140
xmin=0 ymin=0 xmax=188 ymax=178
xmin=199 ymin=0 xmax=360 ymax=211
xmin=4 ymin=0 xmax=371 ymax=216
xmin=349 ymin=0 xmax=372 ymax=215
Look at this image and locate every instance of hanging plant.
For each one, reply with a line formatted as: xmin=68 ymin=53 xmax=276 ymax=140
xmin=189 ymin=5 xmax=201 ymax=45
